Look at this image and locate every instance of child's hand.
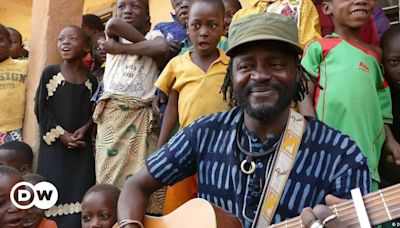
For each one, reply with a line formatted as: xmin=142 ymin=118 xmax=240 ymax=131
xmin=168 ymin=40 xmax=181 ymax=58
xmin=67 ymin=140 xmax=86 ymax=150
xmin=59 ymin=131 xmax=74 ymax=147
xmin=384 ymin=139 xmax=400 ymax=165
xmin=99 ymin=39 xmax=122 ymax=55
xmin=71 ymin=125 xmax=90 ymax=142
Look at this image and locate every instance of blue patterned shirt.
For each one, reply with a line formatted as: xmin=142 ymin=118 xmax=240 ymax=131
xmin=153 ymin=14 xmax=187 ymax=43
xmin=146 ymin=107 xmax=371 ymax=227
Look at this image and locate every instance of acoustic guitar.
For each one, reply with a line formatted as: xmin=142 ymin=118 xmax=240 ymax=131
xmin=140 ymin=183 xmax=400 ymax=227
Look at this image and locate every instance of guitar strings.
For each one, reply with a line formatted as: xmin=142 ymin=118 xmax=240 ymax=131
xmin=268 ymin=185 xmax=400 ymax=228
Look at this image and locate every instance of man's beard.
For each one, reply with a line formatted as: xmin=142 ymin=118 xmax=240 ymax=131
xmin=236 ymin=82 xmax=296 ymax=121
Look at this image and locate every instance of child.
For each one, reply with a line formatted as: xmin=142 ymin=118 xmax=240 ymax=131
xmin=90 ymin=33 xmax=107 ymax=102
xmin=0 ymin=165 xmax=25 ymax=228
xmin=153 ymin=0 xmax=189 ymax=44
xmin=0 ymin=24 xmax=28 ymax=144
xmin=81 ymin=14 xmax=105 ymax=70
xmin=380 ymin=24 xmax=400 ymax=185
xmin=7 ymin=28 xmax=29 ymax=59
xmin=81 ymin=184 xmax=120 ymax=228
xmin=222 ymin=0 xmax=242 ymax=37
xmin=22 ymin=173 xmax=57 ymax=228
xmin=93 ymin=0 xmax=169 ymax=214
xmin=231 ymin=0 xmax=321 ymax=48
xmin=0 ymin=141 xmax=33 ymax=175
xmin=34 ymin=25 xmax=97 ymax=228
xmin=155 ymin=0 xmax=230 ymax=214
xmin=299 ymin=0 xmax=393 ymax=192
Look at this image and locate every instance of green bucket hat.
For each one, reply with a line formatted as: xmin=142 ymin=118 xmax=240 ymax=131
xmin=226 ymin=12 xmax=303 ymax=56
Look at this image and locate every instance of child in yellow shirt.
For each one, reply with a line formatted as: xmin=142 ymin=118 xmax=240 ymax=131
xmin=0 ymin=24 xmax=28 ymax=144
xmin=155 ymin=0 xmax=230 ymax=214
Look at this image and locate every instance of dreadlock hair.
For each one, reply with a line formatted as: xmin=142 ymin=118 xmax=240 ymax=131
xmin=220 ymin=51 xmax=319 ymax=106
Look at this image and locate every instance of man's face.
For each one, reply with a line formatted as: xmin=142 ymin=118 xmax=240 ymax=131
xmin=232 ymin=41 xmax=298 ymax=121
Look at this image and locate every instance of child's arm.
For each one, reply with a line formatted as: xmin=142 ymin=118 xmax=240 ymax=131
xmin=298 ymin=81 xmax=316 ymax=117
xmin=103 ymin=18 xmax=169 ymax=59
xmin=157 ymin=90 xmax=179 ymax=149
xmin=298 ymin=40 xmax=323 ymax=117
xmin=105 ymin=18 xmax=146 ymax=43
xmin=383 ymin=124 xmax=400 ymax=165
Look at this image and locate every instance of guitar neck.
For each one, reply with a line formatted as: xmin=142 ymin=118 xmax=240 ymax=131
xmin=270 ymin=183 xmax=400 ymax=228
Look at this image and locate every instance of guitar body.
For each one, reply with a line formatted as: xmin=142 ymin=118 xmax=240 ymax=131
xmin=144 ymin=198 xmax=243 ymax=228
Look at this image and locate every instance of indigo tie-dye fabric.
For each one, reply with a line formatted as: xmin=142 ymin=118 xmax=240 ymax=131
xmin=146 ymin=107 xmax=371 ymax=227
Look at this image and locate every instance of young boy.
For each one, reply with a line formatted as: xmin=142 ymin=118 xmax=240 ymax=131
xmin=153 ymin=0 xmax=189 ymax=44
xmin=231 ymin=0 xmax=321 ymax=48
xmin=22 ymin=173 xmax=57 ymax=228
xmin=0 ymin=141 xmax=33 ymax=175
xmin=81 ymin=184 xmax=120 ymax=228
xmin=222 ymin=0 xmax=242 ymax=37
xmin=155 ymin=0 xmax=229 ymax=214
xmin=0 ymin=165 xmax=25 ymax=228
xmin=380 ymin=24 xmax=400 ymax=183
xmin=93 ymin=0 xmax=169 ymax=214
xmin=81 ymin=14 xmax=105 ymax=69
xmin=379 ymin=23 xmax=400 ymax=228
xmin=7 ymin=28 xmax=28 ymax=59
xmin=299 ymin=0 xmax=393 ymax=191
xmin=0 ymin=24 xmax=28 ymax=144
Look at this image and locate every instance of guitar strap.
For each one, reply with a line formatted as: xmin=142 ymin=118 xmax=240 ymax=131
xmin=253 ymin=110 xmax=307 ymax=227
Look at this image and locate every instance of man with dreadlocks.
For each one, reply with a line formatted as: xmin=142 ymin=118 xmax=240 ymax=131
xmin=117 ymin=13 xmax=370 ymax=228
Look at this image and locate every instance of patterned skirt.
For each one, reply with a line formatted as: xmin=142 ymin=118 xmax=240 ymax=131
xmin=93 ymin=94 xmax=164 ymax=214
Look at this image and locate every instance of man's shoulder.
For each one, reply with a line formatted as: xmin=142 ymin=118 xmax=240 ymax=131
xmin=188 ymin=107 xmax=241 ymax=130
xmin=304 ymin=117 xmax=362 ymax=154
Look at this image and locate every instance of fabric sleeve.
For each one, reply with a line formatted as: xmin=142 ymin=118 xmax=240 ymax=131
xmin=154 ymin=59 xmax=176 ymax=95
xmin=329 ymin=139 xmax=371 ymax=199
xmin=34 ymin=66 xmax=65 ymax=145
xmin=299 ymin=0 xmax=321 ymax=48
xmin=301 ymin=41 xmax=323 ymax=79
xmin=145 ymin=30 xmax=164 ymax=40
xmin=146 ymin=125 xmax=197 ymax=185
xmin=378 ymin=78 xmax=393 ymax=124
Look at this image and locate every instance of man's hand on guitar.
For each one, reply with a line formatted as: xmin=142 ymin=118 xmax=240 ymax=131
xmin=300 ymin=205 xmax=345 ymax=228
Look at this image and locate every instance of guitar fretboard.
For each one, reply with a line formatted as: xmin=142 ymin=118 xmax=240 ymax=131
xmin=269 ymin=183 xmax=400 ymax=227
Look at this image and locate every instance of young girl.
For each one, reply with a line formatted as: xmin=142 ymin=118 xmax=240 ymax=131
xmin=34 ymin=25 xmax=97 ymax=228
xmin=81 ymin=184 xmax=120 ymax=228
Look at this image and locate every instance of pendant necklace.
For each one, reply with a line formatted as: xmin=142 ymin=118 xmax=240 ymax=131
xmin=236 ymin=117 xmax=283 ymax=175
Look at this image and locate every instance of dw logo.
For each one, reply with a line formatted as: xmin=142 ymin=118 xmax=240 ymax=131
xmin=10 ymin=181 xmax=58 ymax=210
